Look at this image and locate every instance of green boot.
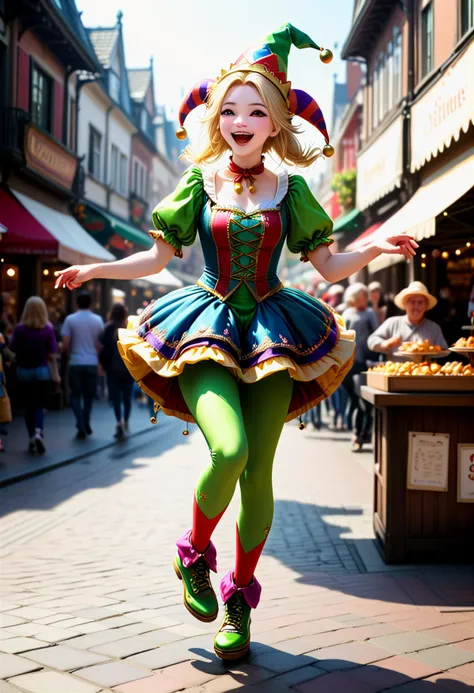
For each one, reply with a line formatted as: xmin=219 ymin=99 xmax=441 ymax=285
xmin=214 ymin=571 xmax=262 ymax=660
xmin=173 ymin=530 xmax=218 ymax=623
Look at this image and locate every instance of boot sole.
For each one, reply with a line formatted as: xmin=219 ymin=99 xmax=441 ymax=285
xmin=173 ymin=559 xmax=218 ymax=623
xmin=214 ymin=638 xmax=250 ymax=660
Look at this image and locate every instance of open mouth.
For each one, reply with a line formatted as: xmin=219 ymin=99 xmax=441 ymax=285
xmin=232 ymin=133 xmax=254 ymax=145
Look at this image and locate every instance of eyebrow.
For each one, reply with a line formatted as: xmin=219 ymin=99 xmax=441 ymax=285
xmin=222 ymin=102 xmax=268 ymax=108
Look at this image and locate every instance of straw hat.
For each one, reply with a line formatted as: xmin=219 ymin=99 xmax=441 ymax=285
xmin=394 ymin=281 xmax=437 ymax=311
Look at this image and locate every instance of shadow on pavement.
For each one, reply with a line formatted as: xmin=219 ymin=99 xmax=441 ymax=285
xmin=187 ymin=644 xmax=473 ymax=691
xmin=0 ymin=417 xmax=196 ymax=517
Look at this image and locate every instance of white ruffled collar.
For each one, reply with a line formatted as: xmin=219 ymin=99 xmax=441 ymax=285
xmin=202 ymin=167 xmax=289 ymax=214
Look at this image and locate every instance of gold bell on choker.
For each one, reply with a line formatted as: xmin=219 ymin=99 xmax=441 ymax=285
xmin=234 ymin=181 xmax=243 ymax=194
xmin=248 ymin=184 xmax=256 ymax=194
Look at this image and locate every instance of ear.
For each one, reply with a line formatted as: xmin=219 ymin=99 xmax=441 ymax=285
xmin=270 ymin=122 xmax=281 ymax=138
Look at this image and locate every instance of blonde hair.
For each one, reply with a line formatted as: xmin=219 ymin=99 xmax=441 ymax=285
xmin=20 ymin=296 xmax=49 ymax=329
xmin=344 ymin=283 xmax=368 ymax=307
xmin=185 ymin=71 xmax=322 ymax=168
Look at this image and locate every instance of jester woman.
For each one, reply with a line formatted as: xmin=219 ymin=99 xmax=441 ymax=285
xmin=56 ymin=25 xmax=417 ymax=660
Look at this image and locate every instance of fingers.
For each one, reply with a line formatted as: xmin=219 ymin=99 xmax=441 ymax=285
xmin=54 ymin=268 xmax=79 ymax=290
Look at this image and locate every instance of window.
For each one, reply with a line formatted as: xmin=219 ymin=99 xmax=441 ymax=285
xmin=119 ymin=153 xmax=128 ymax=195
xmin=393 ymin=28 xmax=402 ymax=104
xmin=386 ymin=40 xmax=393 ymax=112
xmin=378 ymin=53 xmax=385 ymax=124
xmin=372 ymin=60 xmax=379 ymax=129
xmin=461 ymin=0 xmax=474 ymax=34
xmin=30 ymin=64 xmax=52 ymax=132
xmin=88 ymin=126 xmax=102 ymax=179
xmin=422 ymin=2 xmax=434 ymax=77
xmin=109 ymin=71 xmax=120 ymax=103
xmin=141 ymin=109 xmax=148 ymax=133
xmin=110 ymin=144 xmax=119 ymax=190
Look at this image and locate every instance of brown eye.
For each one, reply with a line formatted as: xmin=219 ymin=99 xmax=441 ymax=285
xmin=251 ymin=110 xmax=266 ymax=117
xmin=221 ymin=109 xmax=234 ymax=116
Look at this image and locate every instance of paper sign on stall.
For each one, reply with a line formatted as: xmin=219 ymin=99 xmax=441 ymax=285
xmin=407 ymin=432 xmax=450 ymax=492
xmin=457 ymin=445 xmax=474 ymax=503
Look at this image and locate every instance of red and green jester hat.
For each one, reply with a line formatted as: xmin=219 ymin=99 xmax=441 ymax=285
xmin=176 ymin=22 xmax=335 ymax=158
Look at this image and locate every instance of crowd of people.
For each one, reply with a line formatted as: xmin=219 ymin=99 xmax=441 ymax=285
xmin=0 ymin=291 xmax=141 ymax=455
xmin=301 ymin=279 xmax=463 ymax=453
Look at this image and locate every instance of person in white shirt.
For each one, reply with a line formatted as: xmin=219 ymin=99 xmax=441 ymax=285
xmin=61 ymin=291 xmax=104 ymax=438
xmin=368 ymin=281 xmax=448 ymax=362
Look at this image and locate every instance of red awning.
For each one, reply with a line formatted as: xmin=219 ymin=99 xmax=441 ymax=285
xmin=0 ymin=188 xmax=58 ymax=255
xmin=345 ymin=222 xmax=383 ymax=252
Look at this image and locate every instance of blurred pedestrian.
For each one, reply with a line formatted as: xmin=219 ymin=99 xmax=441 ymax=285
xmin=368 ymin=281 xmax=387 ymax=324
xmin=303 ymin=403 xmax=321 ymax=430
xmin=368 ymin=281 xmax=447 ymax=361
xmin=342 ymin=284 xmax=379 ymax=452
xmin=0 ymin=332 xmax=12 ymax=451
xmin=326 ymin=284 xmax=345 ymax=312
xmin=10 ymin=297 xmax=59 ymax=453
xmin=61 ymin=291 xmax=104 ymax=439
xmin=100 ymin=303 xmax=134 ymax=439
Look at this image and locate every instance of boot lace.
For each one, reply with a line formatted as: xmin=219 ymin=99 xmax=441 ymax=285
xmin=189 ymin=558 xmax=212 ymax=594
xmin=222 ymin=593 xmax=245 ymax=633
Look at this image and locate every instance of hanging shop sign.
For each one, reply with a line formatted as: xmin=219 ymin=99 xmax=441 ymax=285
xmin=411 ymin=41 xmax=474 ymax=171
xmin=356 ymin=115 xmax=403 ymax=211
xmin=25 ymin=124 xmax=78 ymax=191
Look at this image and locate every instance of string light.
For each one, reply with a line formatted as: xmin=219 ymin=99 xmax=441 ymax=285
xmin=43 ymin=269 xmax=50 ymax=276
xmin=421 ymin=253 xmax=426 ymax=259
xmin=455 ymin=249 xmax=461 ymax=256
xmin=441 ymin=251 xmax=449 ymax=259
xmin=421 ymin=262 xmax=426 ymax=268
xmin=443 ymin=211 xmax=448 ymax=216
xmin=6 ymin=268 xmax=16 ymax=277
xmin=467 ymin=242 xmax=471 ymax=248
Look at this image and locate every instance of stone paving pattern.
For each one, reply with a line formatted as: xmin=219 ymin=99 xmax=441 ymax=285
xmin=1 ymin=417 xmax=473 ymax=692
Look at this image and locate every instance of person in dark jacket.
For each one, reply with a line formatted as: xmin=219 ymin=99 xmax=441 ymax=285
xmin=100 ymin=304 xmax=134 ymax=439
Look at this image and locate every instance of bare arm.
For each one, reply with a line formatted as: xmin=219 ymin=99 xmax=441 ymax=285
xmin=55 ymin=238 xmax=176 ymax=290
xmin=367 ymin=321 xmax=401 ymax=354
xmin=48 ymin=353 xmax=60 ymax=382
xmin=307 ymin=233 xmax=418 ymax=285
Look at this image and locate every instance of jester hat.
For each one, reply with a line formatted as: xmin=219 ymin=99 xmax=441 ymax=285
xmin=176 ymin=23 xmax=334 ymax=157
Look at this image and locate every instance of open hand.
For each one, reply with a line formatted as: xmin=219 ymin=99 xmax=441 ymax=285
xmin=54 ymin=265 xmax=96 ymax=290
xmin=374 ymin=233 xmax=418 ymax=260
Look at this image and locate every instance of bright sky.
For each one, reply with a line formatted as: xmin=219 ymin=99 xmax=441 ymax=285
xmin=77 ymin=0 xmax=354 ymax=174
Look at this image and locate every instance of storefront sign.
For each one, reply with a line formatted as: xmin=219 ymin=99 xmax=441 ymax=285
xmin=356 ymin=116 xmax=403 ymax=210
xmin=407 ymin=432 xmax=450 ymax=492
xmin=457 ymin=445 xmax=474 ymax=503
xmin=411 ymin=41 xmax=474 ymax=171
xmin=25 ymin=125 xmax=78 ymax=191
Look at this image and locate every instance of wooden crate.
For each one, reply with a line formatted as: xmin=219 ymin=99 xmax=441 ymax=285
xmin=366 ymin=371 xmax=474 ymax=392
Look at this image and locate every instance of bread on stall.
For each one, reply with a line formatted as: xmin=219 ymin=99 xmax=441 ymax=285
xmin=368 ymin=360 xmax=473 ymax=376
xmin=453 ymin=336 xmax=474 ymax=348
xmin=398 ymin=339 xmax=444 ymax=353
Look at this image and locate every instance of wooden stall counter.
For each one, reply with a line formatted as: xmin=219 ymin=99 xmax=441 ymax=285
xmin=361 ymin=386 xmax=474 ymax=564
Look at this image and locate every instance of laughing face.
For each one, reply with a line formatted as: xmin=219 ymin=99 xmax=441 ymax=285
xmin=219 ymin=84 xmax=280 ymax=164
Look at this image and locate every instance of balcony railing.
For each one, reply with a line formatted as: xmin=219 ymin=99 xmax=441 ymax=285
xmin=0 ymin=107 xmax=31 ymax=167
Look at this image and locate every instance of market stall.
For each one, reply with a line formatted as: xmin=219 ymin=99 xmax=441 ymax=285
xmin=362 ymin=336 xmax=474 ymax=563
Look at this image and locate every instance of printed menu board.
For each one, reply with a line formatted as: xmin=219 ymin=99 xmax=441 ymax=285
xmin=407 ymin=432 xmax=450 ymax=492
xmin=457 ymin=445 xmax=474 ymax=503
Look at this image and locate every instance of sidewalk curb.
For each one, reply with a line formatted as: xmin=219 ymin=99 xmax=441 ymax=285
xmin=0 ymin=424 xmax=156 ymax=488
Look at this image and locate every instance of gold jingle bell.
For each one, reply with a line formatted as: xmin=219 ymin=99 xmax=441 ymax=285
xmin=182 ymin=428 xmax=189 ymax=436
xmin=248 ymin=184 xmax=256 ymax=194
xmin=320 ymin=48 xmax=333 ymax=64
xmin=150 ymin=416 xmax=157 ymax=425
xmin=323 ymin=143 xmax=335 ymax=158
xmin=234 ymin=181 xmax=243 ymax=194
xmin=298 ymin=421 xmax=306 ymax=431
xmin=176 ymin=127 xmax=187 ymax=140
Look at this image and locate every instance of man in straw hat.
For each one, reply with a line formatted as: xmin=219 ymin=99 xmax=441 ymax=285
xmin=368 ymin=281 xmax=447 ymax=361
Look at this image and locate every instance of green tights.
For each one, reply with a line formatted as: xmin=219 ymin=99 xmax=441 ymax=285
xmin=179 ymin=360 xmax=293 ymax=582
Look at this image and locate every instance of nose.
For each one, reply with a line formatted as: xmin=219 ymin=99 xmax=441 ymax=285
xmin=233 ymin=115 xmax=247 ymax=128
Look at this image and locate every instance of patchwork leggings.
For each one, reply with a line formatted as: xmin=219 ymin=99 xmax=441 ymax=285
xmin=179 ymin=360 xmax=293 ymax=586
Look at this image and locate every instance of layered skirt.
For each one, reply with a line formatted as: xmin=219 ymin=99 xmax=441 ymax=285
xmin=118 ymin=284 xmax=355 ymax=423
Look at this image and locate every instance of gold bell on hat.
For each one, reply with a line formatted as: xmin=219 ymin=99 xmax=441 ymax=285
xmin=323 ymin=143 xmax=335 ymax=157
xmin=176 ymin=126 xmax=187 ymax=140
xmin=320 ymin=48 xmax=333 ymax=64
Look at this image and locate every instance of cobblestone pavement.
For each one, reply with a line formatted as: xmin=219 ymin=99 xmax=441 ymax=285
xmin=1 ymin=416 xmax=474 ymax=692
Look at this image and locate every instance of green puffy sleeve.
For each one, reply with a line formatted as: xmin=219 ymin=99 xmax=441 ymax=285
xmin=150 ymin=166 xmax=204 ymax=258
xmin=285 ymin=174 xmax=333 ymax=263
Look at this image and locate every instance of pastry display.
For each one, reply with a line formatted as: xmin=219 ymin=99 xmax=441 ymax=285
xmin=398 ymin=340 xmax=444 ymax=353
xmin=368 ymin=361 xmax=474 ymax=376
xmin=452 ymin=336 xmax=474 ymax=348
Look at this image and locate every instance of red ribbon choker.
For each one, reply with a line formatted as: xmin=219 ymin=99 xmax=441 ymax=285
xmin=228 ymin=157 xmax=265 ymax=194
